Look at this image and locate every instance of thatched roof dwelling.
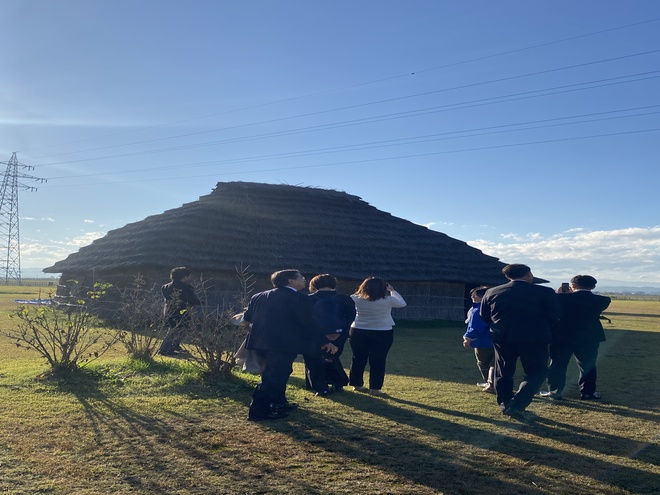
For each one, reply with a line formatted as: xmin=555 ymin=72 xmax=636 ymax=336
xmin=44 ymin=181 xmax=510 ymax=320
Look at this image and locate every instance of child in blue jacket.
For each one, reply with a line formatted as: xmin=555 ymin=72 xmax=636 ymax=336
xmin=463 ymin=286 xmax=494 ymax=392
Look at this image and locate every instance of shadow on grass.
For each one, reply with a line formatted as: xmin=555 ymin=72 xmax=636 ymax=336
xmin=264 ymin=390 xmax=659 ymax=495
xmin=387 ymin=326 xmax=660 ymax=409
xmin=45 ymin=363 xmax=267 ymax=494
xmin=38 ymin=330 xmax=658 ymax=495
xmin=51 ymin=357 xmax=259 ymax=402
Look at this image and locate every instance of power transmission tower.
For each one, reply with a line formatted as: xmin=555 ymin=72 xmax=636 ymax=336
xmin=0 ymin=152 xmax=47 ymax=284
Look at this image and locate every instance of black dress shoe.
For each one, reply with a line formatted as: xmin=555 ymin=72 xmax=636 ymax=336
xmin=580 ymin=392 xmax=601 ymax=400
xmin=315 ymin=389 xmax=334 ymax=397
xmin=503 ymin=406 xmax=536 ymax=423
xmin=247 ymin=410 xmax=289 ymax=421
xmin=503 ymin=406 xmax=526 ymax=420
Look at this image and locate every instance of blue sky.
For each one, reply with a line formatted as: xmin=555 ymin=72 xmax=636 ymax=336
xmin=1 ymin=1 xmax=659 ymax=287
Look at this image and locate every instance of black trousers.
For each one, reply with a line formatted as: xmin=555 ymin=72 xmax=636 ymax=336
xmin=304 ymin=338 xmax=349 ymax=391
xmin=303 ymin=350 xmax=331 ymax=393
xmin=159 ymin=317 xmax=190 ymax=354
xmin=494 ymin=341 xmax=548 ymax=412
xmin=349 ymin=328 xmax=394 ymax=390
xmin=547 ymin=341 xmax=600 ymax=396
xmin=249 ymin=349 xmax=297 ymax=416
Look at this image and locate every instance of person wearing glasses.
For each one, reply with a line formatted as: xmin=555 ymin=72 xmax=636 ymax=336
xmin=244 ymin=269 xmax=334 ymax=421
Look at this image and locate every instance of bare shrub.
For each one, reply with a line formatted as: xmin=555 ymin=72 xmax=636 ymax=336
xmin=184 ymin=266 xmax=254 ymax=376
xmin=109 ymin=275 xmax=169 ymax=360
xmin=185 ymin=308 xmax=246 ymax=376
xmin=6 ymin=282 xmax=116 ymax=375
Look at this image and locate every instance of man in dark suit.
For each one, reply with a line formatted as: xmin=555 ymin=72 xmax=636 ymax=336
xmin=244 ymin=269 xmax=330 ymax=421
xmin=480 ymin=264 xmax=561 ymax=420
xmin=541 ymin=275 xmax=611 ymax=400
xmin=159 ymin=267 xmax=201 ymax=356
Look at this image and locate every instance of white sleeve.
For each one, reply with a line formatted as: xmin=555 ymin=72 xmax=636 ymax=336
xmin=387 ymin=290 xmax=407 ymax=308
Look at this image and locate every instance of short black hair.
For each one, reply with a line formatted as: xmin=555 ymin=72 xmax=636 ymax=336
xmin=470 ymin=286 xmax=490 ymax=298
xmin=309 ymin=274 xmax=337 ymax=292
xmin=502 ymin=264 xmax=531 ymax=279
xmin=571 ymin=274 xmax=597 ymax=289
xmin=170 ymin=267 xmax=192 ymax=281
xmin=271 ymin=269 xmax=302 ymax=288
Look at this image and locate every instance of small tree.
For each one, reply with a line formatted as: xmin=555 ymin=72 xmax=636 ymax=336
xmin=6 ymin=282 xmax=116 ymax=375
xmin=109 ymin=275 xmax=169 ymax=361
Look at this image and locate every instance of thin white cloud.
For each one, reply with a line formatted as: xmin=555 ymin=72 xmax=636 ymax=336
xmin=0 ymin=117 xmax=153 ymax=128
xmin=21 ymin=231 xmax=106 ymax=270
xmin=21 ymin=216 xmax=55 ymax=222
xmin=63 ymin=232 xmax=106 ymax=247
xmin=84 ymin=219 xmax=95 ymax=223
xmin=468 ymin=227 xmax=660 ymax=285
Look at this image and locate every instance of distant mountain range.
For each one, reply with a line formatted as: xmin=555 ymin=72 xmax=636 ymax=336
xmin=597 ymin=285 xmax=660 ymax=295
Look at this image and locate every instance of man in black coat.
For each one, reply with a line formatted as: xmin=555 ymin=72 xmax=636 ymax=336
xmin=480 ymin=264 xmax=561 ymax=419
xmin=159 ymin=267 xmax=201 ymax=356
xmin=244 ymin=269 xmax=329 ymax=421
xmin=541 ymin=275 xmax=611 ymax=400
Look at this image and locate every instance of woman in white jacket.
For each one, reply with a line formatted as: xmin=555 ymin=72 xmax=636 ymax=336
xmin=349 ymin=277 xmax=407 ymax=396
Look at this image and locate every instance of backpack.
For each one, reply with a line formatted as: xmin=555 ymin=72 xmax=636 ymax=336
xmin=312 ymin=295 xmax=345 ymax=334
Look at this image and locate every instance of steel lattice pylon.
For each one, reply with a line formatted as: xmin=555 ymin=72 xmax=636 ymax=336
xmin=0 ymin=153 xmax=46 ymax=284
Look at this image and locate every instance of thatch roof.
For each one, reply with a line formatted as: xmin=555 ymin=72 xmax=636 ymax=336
xmin=44 ymin=181 xmax=508 ymax=285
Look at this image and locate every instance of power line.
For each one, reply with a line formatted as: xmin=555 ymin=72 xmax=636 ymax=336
xmin=45 ymin=105 xmax=660 ymax=180
xmin=40 ymin=127 xmax=660 ymax=189
xmin=32 ymin=48 xmax=660 ymax=161
xmin=34 ymin=70 xmax=660 ymax=167
xmin=22 ymin=16 xmax=660 ymax=156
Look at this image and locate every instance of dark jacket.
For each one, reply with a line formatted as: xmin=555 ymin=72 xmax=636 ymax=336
xmin=557 ymin=291 xmax=611 ymax=345
xmin=480 ymin=281 xmax=560 ymax=344
xmin=162 ymin=280 xmax=201 ymax=326
xmin=244 ymin=287 xmax=322 ymax=355
xmin=308 ymin=290 xmax=356 ymax=349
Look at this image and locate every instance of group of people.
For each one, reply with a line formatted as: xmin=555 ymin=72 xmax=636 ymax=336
xmin=158 ymin=263 xmax=610 ymax=422
xmin=463 ymin=264 xmax=611 ymax=421
xmin=243 ymin=270 xmax=406 ymax=421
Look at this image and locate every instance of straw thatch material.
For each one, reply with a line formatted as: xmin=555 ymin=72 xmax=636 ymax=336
xmin=44 ymin=181 xmax=509 ymax=320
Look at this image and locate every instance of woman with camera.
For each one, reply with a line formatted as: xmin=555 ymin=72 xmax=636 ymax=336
xmin=348 ymin=277 xmax=407 ymax=396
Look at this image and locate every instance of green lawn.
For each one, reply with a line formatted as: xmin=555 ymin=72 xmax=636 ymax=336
xmin=0 ymin=286 xmax=658 ymax=494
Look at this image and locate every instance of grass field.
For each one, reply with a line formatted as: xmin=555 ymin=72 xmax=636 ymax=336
xmin=0 ymin=286 xmax=658 ymax=494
